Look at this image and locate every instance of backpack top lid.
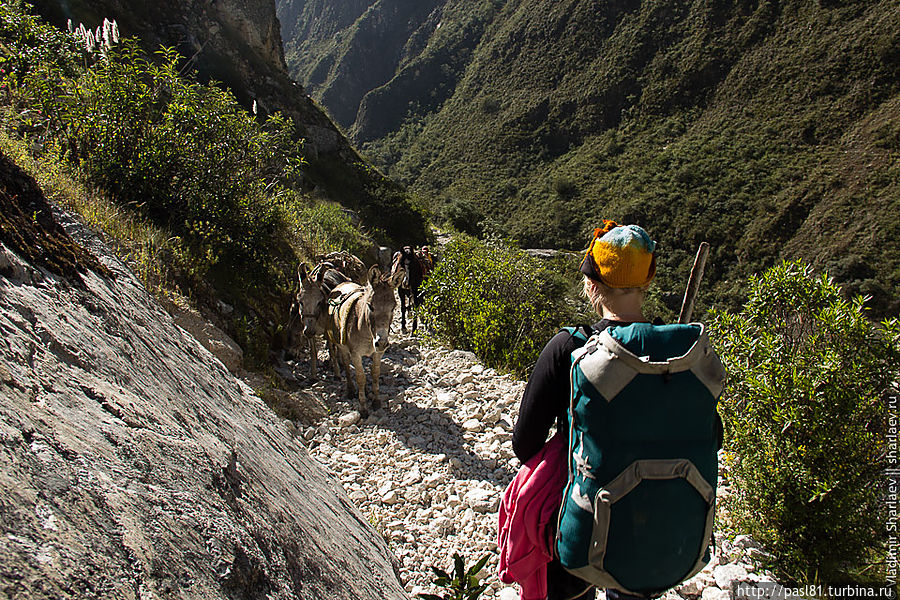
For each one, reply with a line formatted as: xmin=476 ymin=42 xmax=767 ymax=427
xmin=608 ymin=322 xmax=701 ymax=362
xmin=575 ymin=322 xmax=725 ymax=403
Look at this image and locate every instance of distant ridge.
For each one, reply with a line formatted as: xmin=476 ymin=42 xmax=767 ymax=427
xmin=280 ymin=0 xmax=900 ymax=316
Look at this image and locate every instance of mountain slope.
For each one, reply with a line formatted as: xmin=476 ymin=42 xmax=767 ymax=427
xmin=280 ymin=0 xmax=900 ymax=315
xmin=279 ymin=0 xmax=500 ymax=142
xmin=34 ymin=0 xmax=427 ymax=247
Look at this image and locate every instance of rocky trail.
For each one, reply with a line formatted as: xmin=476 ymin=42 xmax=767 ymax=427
xmin=274 ymin=313 xmax=781 ymax=600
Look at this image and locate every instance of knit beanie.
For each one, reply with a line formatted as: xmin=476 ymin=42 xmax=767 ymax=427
xmin=579 ymin=220 xmax=657 ymax=288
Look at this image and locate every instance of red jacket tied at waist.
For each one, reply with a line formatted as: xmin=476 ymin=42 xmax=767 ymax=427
xmin=497 ymin=431 xmax=568 ymax=600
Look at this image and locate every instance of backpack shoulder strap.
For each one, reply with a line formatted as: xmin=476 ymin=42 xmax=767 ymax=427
xmin=560 ymin=325 xmax=592 ymax=344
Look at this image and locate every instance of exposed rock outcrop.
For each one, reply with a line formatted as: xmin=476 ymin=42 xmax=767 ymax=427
xmin=0 ymin=157 xmax=406 ymax=599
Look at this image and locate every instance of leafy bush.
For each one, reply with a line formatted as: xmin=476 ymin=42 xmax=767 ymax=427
xmin=0 ymin=1 xmax=80 ymax=86
xmin=21 ymin=41 xmax=305 ymax=287
xmin=710 ymin=260 xmax=900 ymax=583
xmin=289 ymin=198 xmax=371 ymax=260
xmin=421 ymin=235 xmax=587 ymax=375
xmin=441 ymin=196 xmax=484 ymax=237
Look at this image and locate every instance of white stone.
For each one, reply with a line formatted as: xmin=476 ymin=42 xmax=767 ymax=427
xmin=432 ymin=516 xmax=453 ymax=534
xmin=436 ymin=391 xmax=454 ymax=405
xmin=462 ymin=419 xmax=483 ymax=432
xmin=381 ymin=490 xmax=400 ymax=505
xmin=423 ymin=473 xmax=445 ymax=488
xmin=456 ymin=373 xmax=475 ymax=385
xmin=677 ymin=578 xmax=704 ymax=597
xmin=497 ymin=587 xmax=519 ymax=600
xmin=463 ymin=488 xmax=499 ymax=513
xmin=714 ymin=563 xmax=748 ymax=589
xmin=701 ymin=587 xmax=730 ymax=600
xmin=733 ymin=534 xmax=761 ymax=550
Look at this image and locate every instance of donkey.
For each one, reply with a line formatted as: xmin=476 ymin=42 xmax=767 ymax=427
xmin=324 ymin=265 xmax=401 ymax=418
xmin=289 ymin=254 xmax=366 ymax=378
xmin=288 ymin=264 xmax=330 ymax=378
xmin=392 ymin=246 xmax=424 ymax=333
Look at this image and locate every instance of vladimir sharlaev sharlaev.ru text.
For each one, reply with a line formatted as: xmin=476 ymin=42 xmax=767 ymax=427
xmin=734 ymin=583 xmax=898 ymax=600
xmin=887 ymin=392 xmax=898 ymax=589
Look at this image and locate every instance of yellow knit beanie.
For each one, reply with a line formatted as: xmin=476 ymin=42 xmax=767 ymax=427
xmin=579 ymin=220 xmax=656 ymax=288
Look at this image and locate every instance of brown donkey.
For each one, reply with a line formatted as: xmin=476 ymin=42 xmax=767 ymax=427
xmin=288 ymin=264 xmax=330 ymax=378
xmin=324 ymin=265 xmax=401 ymax=417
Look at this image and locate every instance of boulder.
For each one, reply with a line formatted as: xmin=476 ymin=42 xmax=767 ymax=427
xmin=0 ymin=195 xmax=406 ymax=598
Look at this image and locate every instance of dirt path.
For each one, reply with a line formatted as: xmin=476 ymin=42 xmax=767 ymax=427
xmin=280 ymin=309 xmax=777 ymax=600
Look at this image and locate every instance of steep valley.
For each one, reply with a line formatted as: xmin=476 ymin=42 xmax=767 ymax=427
xmin=279 ymin=0 xmax=900 ymax=317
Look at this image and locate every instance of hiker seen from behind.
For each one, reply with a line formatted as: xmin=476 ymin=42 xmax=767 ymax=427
xmin=498 ymin=221 xmax=726 ymax=600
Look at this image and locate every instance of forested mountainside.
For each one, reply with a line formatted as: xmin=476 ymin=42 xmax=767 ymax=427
xmin=34 ymin=0 xmax=427 ymax=246
xmin=279 ymin=0 xmax=900 ymax=316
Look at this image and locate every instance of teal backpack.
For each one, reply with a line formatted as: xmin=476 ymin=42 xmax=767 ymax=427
xmin=556 ymin=323 xmax=726 ymax=597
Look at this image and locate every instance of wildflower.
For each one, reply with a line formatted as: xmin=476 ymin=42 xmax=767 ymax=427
xmin=102 ymin=18 xmax=114 ymax=50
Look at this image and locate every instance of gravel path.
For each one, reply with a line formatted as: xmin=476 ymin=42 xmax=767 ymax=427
xmin=284 ymin=314 xmax=778 ymax=600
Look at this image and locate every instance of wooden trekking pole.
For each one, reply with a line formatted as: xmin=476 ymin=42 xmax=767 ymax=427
xmin=678 ymin=242 xmax=710 ymax=324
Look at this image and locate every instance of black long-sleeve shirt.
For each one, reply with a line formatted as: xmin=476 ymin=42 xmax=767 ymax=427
xmin=512 ymin=320 xmax=625 ymax=463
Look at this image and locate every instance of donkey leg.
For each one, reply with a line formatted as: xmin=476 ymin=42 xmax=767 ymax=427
xmin=337 ymin=346 xmax=355 ymax=399
xmin=351 ymin=352 xmax=368 ymax=418
xmin=371 ymin=350 xmax=384 ymax=412
xmin=400 ymin=293 xmax=408 ymax=333
xmin=328 ymin=340 xmax=341 ymax=377
xmin=307 ymin=336 xmax=318 ymax=379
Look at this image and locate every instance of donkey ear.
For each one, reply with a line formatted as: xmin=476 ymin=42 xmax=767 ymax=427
xmin=390 ymin=268 xmax=405 ymax=288
xmin=298 ymin=263 xmax=309 ymax=282
xmin=368 ymin=264 xmax=382 ymax=284
xmin=315 ymin=266 xmax=326 ymax=285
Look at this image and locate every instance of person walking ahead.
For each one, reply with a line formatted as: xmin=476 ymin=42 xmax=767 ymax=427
xmin=507 ymin=221 xmax=723 ymax=600
xmin=511 ymin=220 xmax=656 ymax=600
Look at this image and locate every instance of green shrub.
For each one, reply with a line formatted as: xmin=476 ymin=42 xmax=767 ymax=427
xmin=289 ymin=198 xmax=371 ymax=260
xmin=441 ymin=197 xmax=484 ymax=236
xmin=421 ymin=235 xmax=586 ymax=376
xmin=418 ymin=553 xmax=490 ymax=600
xmin=0 ymin=1 xmax=80 ymax=87
xmin=710 ymin=260 xmax=900 ymax=583
xmin=21 ymin=42 xmax=305 ymax=285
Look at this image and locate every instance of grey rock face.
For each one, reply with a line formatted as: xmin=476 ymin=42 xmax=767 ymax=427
xmin=0 ymin=205 xmax=407 ymax=599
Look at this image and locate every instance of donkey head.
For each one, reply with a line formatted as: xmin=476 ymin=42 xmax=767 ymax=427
xmin=366 ymin=265 xmax=398 ymax=352
xmin=296 ymin=264 xmax=327 ymax=339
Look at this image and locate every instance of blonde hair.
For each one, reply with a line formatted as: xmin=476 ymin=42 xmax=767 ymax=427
xmin=582 ymin=276 xmax=648 ymax=317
